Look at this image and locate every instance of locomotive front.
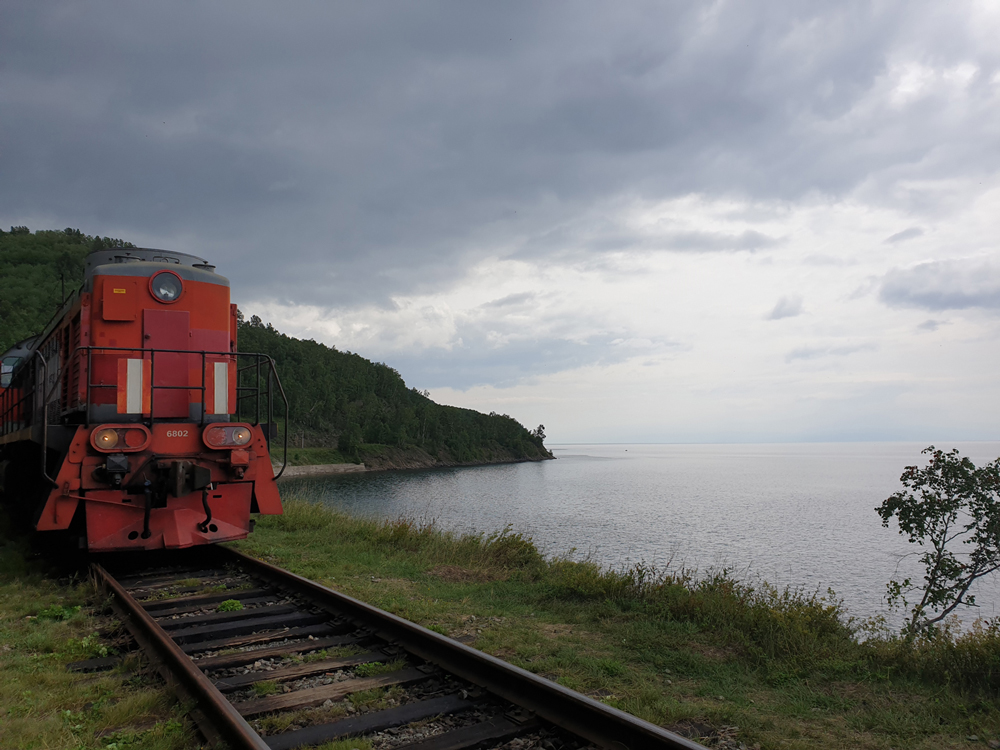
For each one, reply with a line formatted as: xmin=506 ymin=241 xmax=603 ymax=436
xmin=1 ymin=248 xmax=285 ymax=551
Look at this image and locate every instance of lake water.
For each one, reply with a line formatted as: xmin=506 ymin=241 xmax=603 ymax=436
xmin=281 ymin=442 xmax=1000 ymax=628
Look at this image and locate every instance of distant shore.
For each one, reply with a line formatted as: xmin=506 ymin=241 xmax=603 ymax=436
xmin=274 ymin=445 xmax=553 ymax=479
xmin=274 ymin=463 xmax=368 ymax=478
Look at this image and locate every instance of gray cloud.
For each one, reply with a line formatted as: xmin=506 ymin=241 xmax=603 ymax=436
xmin=786 ymin=343 xmax=876 ymax=362
xmin=880 ymin=259 xmax=1000 ymax=311
xmin=515 ymin=224 xmax=785 ymax=260
xmin=383 ymin=331 xmax=676 ymax=390
xmin=482 ymin=292 xmax=538 ymax=308
xmin=2 ymin=0 xmax=997 ymax=310
xmin=884 ymin=227 xmax=924 ymax=243
xmin=767 ymin=295 xmax=804 ymax=320
xmin=659 ymin=230 xmax=784 ymax=253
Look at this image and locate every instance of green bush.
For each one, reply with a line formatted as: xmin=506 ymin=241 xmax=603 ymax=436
xmin=36 ymin=604 xmax=81 ymax=621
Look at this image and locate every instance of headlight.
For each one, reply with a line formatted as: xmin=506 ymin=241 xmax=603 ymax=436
xmin=203 ymin=423 xmax=254 ymax=448
xmin=150 ymin=271 xmax=183 ymax=303
xmin=93 ymin=428 xmax=119 ymax=450
xmin=90 ymin=425 xmax=151 ymax=453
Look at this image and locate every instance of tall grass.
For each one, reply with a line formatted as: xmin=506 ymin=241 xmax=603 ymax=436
xmin=866 ymin=617 xmax=1000 ymax=691
xmin=263 ymin=497 xmax=545 ymax=573
xmin=260 ymin=498 xmax=1000 ymax=692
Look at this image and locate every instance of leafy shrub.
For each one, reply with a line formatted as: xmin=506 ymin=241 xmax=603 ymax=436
xmin=67 ymin=633 xmax=111 ymax=658
xmin=36 ymin=604 xmax=81 ymax=621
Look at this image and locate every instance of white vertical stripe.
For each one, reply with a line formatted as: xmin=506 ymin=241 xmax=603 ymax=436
xmin=126 ymin=359 xmax=143 ymax=413
xmin=214 ymin=361 xmax=228 ymax=415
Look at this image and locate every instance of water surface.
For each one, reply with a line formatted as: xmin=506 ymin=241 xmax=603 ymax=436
xmin=282 ymin=442 xmax=1000 ymax=626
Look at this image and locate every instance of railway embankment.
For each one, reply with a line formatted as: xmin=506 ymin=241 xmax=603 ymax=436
xmin=229 ymin=496 xmax=1000 ymax=750
xmin=5 ymin=496 xmax=1000 ymax=749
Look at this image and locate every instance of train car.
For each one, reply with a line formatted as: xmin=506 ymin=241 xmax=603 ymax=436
xmin=0 ymin=247 xmax=286 ymax=552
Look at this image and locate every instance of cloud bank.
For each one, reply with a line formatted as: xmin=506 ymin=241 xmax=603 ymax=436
xmin=3 ymin=0 xmax=999 ymax=440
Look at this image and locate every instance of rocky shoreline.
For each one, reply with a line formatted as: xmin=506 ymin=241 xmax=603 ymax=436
xmin=273 ymin=445 xmax=553 ymax=479
xmin=274 ymin=463 xmax=368 ymax=478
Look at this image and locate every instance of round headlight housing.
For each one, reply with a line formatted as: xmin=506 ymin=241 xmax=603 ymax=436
xmin=203 ymin=423 xmax=255 ymax=449
xmin=150 ymin=271 xmax=183 ymax=303
xmin=90 ymin=424 xmax=152 ymax=453
xmin=93 ymin=428 xmax=119 ymax=450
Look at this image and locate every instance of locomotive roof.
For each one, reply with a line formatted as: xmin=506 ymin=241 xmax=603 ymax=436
xmin=87 ymin=247 xmax=211 ymax=271
xmin=86 ymin=247 xmax=229 ymax=287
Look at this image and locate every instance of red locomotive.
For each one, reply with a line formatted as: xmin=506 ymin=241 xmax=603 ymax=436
xmin=0 ymin=247 xmax=286 ymax=551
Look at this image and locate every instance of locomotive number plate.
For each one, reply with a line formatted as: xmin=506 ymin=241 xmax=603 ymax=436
xmin=166 ymin=429 xmax=189 ymax=438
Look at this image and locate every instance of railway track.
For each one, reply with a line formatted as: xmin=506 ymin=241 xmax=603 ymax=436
xmin=89 ymin=546 xmax=703 ymax=750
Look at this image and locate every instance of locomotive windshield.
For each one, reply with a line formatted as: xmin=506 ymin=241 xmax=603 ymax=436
xmin=1 ymin=356 xmax=21 ymax=388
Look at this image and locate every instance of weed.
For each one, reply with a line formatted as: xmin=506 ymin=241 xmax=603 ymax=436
xmin=303 ymin=645 xmax=362 ymax=662
xmin=37 ymin=604 xmax=82 ymax=621
xmin=314 ymin=739 xmax=373 ymax=750
xmin=353 ymin=661 xmax=385 ymax=677
xmin=347 ymin=685 xmax=404 ymax=711
xmin=253 ymin=680 xmax=279 ymax=697
xmin=217 ymin=599 xmax=244 ymax=612
xmin=353 ymin=659 xmax=405 ymax=678
xmin=67 ymin=633 xmax=113 ymax=658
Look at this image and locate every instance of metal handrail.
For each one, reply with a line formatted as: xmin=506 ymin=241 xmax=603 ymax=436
xmin=264 ymin=355 xmax=289 ymax=480
xmin=33 ymin=350 xmax=56 ymax=486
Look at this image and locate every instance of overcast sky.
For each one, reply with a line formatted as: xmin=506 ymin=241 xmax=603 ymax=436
xmin=3 ymin=1 xmax=999 ymax=442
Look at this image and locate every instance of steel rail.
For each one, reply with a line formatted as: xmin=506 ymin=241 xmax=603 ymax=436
xmin=91 ymin=561 xmax=270 ymax=750
xmin=221 ymin=547 xmax=704 ymax=750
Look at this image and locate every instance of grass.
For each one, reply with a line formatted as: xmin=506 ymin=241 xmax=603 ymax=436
xmin=0 ymin=518 xmax=200 ymax=749
xmin=252 ymin=681 xmax=280 ymax=698
xmin=2 ymin=493 xmax=996 ymax=749
xmin=353 ymin=659 xmax=407 ymax=678
xmin=230 ymin=497 xmax=1000 ymax=750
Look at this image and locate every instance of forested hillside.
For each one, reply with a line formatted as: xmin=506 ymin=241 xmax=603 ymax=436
xmin=0 ymin=227 xmax=551 ymax=467
xmin=237 ymin=314 xmax=550 ymax=465
xmin=0 ymin=226 xmax=132 ymax=353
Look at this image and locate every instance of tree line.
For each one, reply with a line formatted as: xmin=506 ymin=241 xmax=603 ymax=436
xmin=0 ymin=227 xmax=134 ymax=353
xmin=237 ymin=312 xmax=549 ymax=463
xmin=0 ymin=228 xmax=550 ymax=463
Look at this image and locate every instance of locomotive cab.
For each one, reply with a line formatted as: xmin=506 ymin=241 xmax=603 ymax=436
xmin=0 ymin=248 xmax=286 ymax=552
